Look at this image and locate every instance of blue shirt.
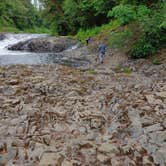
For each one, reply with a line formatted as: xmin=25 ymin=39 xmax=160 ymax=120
xmin=99 ymin=44 xmax=106 ymax=54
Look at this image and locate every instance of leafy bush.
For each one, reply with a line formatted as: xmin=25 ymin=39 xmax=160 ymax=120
xmin=109 ymin=29 xmax=133 ymax=48
xmin=0 ymin=0 xmax=45 ymax=32
xmin=116 ymin=65 xmax=133 ymax=74
xmin=76 ymin=27 xmax=101 ymax=42
xmin=76 ymin=21 xmax=120 ymax=43
xmin=152 ymin=59 xmax=162 ymax=65
xmin=137 ymin=5 xmax=150 ymax=18
xmin=88 ymin=69 xmax=98 ymax=74
xmin=130 ymin=39 xmax=156 ymax=58
xmin=130 ymin=3 xmax=166 ymax=58
xmin=107 ymin=5 xmax=137 ymax=25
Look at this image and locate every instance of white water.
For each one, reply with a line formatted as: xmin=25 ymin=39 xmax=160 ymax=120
xmin=0 ymin=33 xmax=87 ymax=67
xmin=0 ymin=33 xmax=47 ymax=56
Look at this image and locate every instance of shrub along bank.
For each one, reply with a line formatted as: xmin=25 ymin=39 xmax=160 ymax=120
xmin=75 ymin=1 xmax=166 ymax=58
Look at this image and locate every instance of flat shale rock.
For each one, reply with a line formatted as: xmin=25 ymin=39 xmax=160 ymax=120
xmin=0 ymin=59 xmax=165 ymax=165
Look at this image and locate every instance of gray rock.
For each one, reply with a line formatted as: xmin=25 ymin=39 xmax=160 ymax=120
xmin=154 ymin=148 xmax=166 ymax=166
xmin=0 ymin=33 xmax=6 ymax=40
xmin=155 ymin=92 xmax=166 ymax=99
xmin=8 ymin=37 xmax=78 ymax=53
xmin=39 ymin=152 xmax=63 ymax=165
xmin=144 ymin=123 xmax=163 ymax=133
xmin=128 ymin=110 xmax=143 ymax=138
xmin=145 ymin=95 xmax=155 ymax=104
xmin=98 ymin=143 xmax=119 ymax=154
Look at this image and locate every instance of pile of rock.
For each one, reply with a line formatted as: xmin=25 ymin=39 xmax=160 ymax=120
xmin=0 ymin=59 xmax=165 ymax=165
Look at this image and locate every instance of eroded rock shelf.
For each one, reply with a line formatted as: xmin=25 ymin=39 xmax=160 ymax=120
xmin=0 ymin=60 xmax=166 ymax=165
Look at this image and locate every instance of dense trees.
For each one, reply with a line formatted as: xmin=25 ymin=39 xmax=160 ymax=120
xmin=0 ymin=0 xmax=42 ymax=31
xmin=50 ymin=0 xmax=165 ymax=58
xmin=40 ymin=0 xmax=165 ymax=35
xmin=37 ymin=0 xmax=166 ymax=58
xmin=40 ymin=0 xmax=117 ymax=35
xmin=0 ymin=0 xmax=165 ymax=58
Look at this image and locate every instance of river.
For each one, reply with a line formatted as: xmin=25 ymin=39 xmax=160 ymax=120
xmin=0 ymin=33 xmax=88 ymax=67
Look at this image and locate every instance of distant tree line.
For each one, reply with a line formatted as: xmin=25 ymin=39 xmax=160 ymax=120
xmin=39 ymin=0 xmax=165 ymax=35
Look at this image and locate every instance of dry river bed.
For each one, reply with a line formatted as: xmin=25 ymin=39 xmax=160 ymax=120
xmin=0 ymin=60 xmax=166 ymax=166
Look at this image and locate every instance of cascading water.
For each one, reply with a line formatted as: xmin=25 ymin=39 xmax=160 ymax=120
xmin=0 ymin=33 xmax=88 ymax=67
xmin=0 ymin=33 xmax=47 ymax=56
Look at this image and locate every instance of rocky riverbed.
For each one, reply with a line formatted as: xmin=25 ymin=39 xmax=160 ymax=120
xmin=0 ymin=54 xmax=165 ymax=165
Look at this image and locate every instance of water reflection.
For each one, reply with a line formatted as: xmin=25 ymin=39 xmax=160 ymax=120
xmin=0 ymin=52 xmax=89 ymax=67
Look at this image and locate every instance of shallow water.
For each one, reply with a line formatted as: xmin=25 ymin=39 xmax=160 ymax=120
xmin=0 ymin=33 xmax=88 ymax=67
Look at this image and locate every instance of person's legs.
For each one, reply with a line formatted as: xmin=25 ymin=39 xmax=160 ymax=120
xmin=99 ymin=53 xmax=105 ymax=63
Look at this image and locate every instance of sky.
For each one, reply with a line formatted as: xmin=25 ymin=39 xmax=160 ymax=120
xmin=31 ymin=0 xmax=42 ymax=9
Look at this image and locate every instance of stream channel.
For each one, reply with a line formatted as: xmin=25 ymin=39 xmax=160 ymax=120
xmin=0 ymin=33 xmax=88 ymax=67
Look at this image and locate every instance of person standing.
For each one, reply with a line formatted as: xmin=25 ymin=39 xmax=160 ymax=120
xmin=86 ymin=37 xmax=91 ymax=46
xmin=98 ymin=43 xmax=106 ymax=63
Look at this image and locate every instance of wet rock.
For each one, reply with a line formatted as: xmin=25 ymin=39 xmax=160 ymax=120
xmin=8 ymin=37 xmax=78 ymax=53
xmin=0 ymin=33 xmax=6 ymax=40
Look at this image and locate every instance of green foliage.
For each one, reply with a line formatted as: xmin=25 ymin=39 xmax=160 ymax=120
xmin=116 ymin=65 xmax=133 ymax=74
xmin=24 ymin=27 xmax=51 ymax=34
xmin=0 ymin=0 xmax=165 ymax=63
xmin=108 ymin=5 xmax=137 ymax=25
xmin=109 ymin=28 xmax=133 ymax=48
xmin=130 ymin=2 xmax=166 ymax=58
xmin=76 ymin=21 xmax=120 ymax=42
xmin=121 ymin=67 xmax=133 ymax=74
xmin=76 ymin=27 xmax=101 ymax=42
xmin=0 ymin=0 xmax=45 ymax=32
xmin=0 ymin=26 xmax=19 ymax=33
xmin=152 ymin=59 xmax=162 ymax=65
xmin=41 ymin=0 xmax=116 ymax=35
xmin=130 ymin=39 xmax=156 ymax=58
xmin=136 ymin=5 xmax=150 ymax=18
xmin=88 ymin=69 xmax=98 ymax=74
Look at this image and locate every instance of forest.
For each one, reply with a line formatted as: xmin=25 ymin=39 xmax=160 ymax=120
xmin=0 ymin=0 xmax=165 ymax=58
xmin=0 ymin=1 xmax=166 ymax=165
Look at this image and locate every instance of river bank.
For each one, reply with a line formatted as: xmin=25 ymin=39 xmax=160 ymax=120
xmin=0 ymin=51 xmax=166 ymax=165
